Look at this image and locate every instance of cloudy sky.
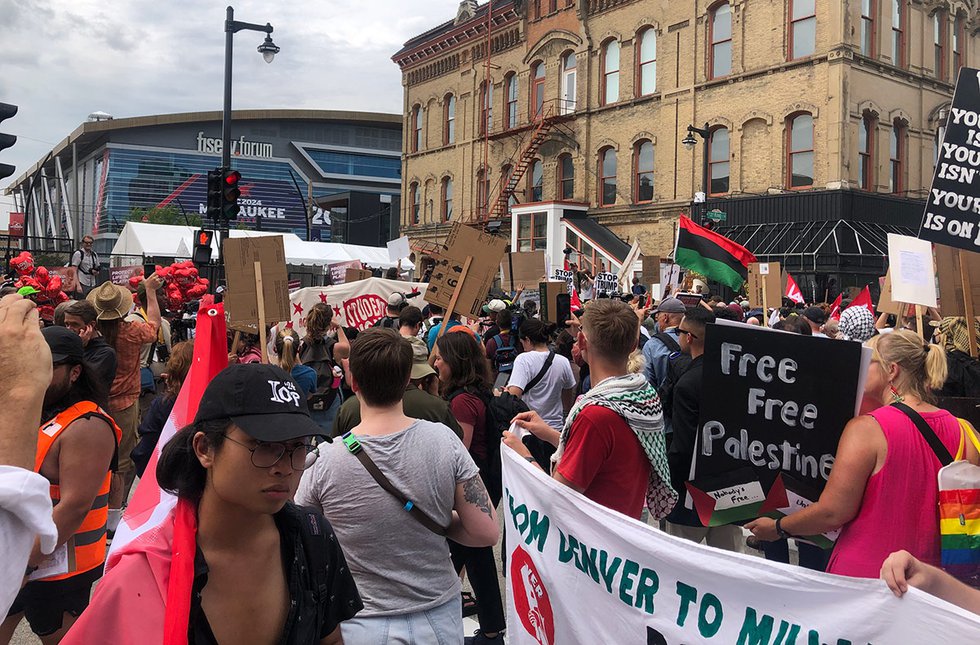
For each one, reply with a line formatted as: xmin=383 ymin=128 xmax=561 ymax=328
xmin=0 ymin=0 xmax=459 ymax=216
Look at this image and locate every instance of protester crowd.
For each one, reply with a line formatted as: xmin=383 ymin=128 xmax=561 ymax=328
xmin=0 ymin=263 xmax=978 ymax=645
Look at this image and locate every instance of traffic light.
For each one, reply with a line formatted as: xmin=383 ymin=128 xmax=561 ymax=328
xmin=206 ymin=169 xmax=223 ymax=221
xmin=221 ymin=169 xmax=241 ymax=221
xmin=193 ymin=229 xmax=214 ymax=265
xmin=0 ymin=103 xmax=18 ymax=181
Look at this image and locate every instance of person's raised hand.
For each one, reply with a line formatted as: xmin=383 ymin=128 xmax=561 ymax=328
xmin=0 ymin=295 xmax=51 ymax=398
xmin=143 ymin=273 xmax=163 ymax=292
xmin=501 ymin=430 xmax=532 ymax=459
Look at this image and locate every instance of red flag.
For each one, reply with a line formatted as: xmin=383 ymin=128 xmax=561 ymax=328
xmin=829 ymin=293 xmax=843 ymax=320
xmin=850 ymin=286 xmax=874 ymax=315
xmin=785 ymin=274 xmax=804 ymax=304
xmin=570 ymin=288 xmax=582 ymax=310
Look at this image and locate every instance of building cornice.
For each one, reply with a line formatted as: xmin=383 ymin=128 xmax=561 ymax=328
xmin=392 ymin=3 xmax=521 ymax=69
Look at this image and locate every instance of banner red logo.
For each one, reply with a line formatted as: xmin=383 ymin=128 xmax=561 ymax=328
xmin=343 ymin=294 xmax=387 ymax=329
xmin=510 ymin=545 xmax=555 ymax=645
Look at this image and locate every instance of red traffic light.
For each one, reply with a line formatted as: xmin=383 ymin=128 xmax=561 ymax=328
xmin=223 ymin=170 xmax=241 ymax=186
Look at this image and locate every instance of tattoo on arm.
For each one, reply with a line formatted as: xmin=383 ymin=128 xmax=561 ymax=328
xmin=463 ymin=475 xmax=493 ymax=518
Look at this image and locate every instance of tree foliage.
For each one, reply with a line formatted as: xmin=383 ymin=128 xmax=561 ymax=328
xmin=127 ymin=205 xmax=202 ymax=227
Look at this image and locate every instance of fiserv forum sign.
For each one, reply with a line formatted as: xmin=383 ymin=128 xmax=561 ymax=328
xmin=196 ymin=132 xmax=274 ymax=159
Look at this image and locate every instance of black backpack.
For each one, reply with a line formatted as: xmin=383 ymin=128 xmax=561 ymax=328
xmin=491 ymin=332 xmax=519 ymax=373
xmin=299 ymin=336 xmax=340 ymax=412
xmin=654 ymin=332 xmax=693 ymax=418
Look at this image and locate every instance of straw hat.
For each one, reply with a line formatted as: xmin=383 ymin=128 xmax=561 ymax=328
xmin=87 ymin=281 xmax=134 ymax=321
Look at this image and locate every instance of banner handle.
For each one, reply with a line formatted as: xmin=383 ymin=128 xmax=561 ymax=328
xmin=255 ymin=261 xmax=269 ymax=364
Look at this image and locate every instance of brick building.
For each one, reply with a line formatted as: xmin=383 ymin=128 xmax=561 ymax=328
xmin=393 ymin=0 xmax=979 ymax=298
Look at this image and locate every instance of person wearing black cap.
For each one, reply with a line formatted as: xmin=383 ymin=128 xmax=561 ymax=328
xmin=64 ymin=364 xmax=362 ymax=645
xmin=802 ymin=306 xmax=829 ymax=338
xmin=2 ymin=327 xmax=122 ymax=643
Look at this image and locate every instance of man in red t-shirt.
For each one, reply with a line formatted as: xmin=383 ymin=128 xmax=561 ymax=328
xmin=504 ymin=299 xmax=671 ymax=520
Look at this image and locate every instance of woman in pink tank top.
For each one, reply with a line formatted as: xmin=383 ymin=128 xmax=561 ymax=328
xmin=747 ymin=329 xmax=979 ymax=578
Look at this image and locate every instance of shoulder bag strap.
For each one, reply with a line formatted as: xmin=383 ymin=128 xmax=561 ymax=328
xmin=655 ymin=332 xmax=682 ymax=354
xmin=524 ymin=350 xmax=555 ymax=393
xmin=340 ymin=432 xmax=448 ymax=536
xmin=891 ymin=402 xmax=954 ymax=466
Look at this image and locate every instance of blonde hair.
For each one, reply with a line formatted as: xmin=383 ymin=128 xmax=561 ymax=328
xmin=304 ymin=303 xmax=333 ymax=341
xmin=866 ymin=330 xmax=947 ymax=403
xmin=627 ymin=349 xmax=645 ymax=375
xmin=275 ymin=327 xmax=301 ymax=373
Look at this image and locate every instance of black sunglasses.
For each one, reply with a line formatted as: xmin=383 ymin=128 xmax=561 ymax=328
xmin=677 ymin=328 xmax=698 ymax=340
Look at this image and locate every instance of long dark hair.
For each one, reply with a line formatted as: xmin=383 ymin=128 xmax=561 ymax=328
xmin=97 ymin=318 xmax=122 ymax=351
xmin=436 ymin=332 xmax=492 ymax=397
xmin=518 ymin=318 xmax=555 ymax=345
xmin=157 ymin=419 xmax=231 ymax=501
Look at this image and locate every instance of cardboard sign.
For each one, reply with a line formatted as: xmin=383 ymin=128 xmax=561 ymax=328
xmin=328 ymin=260 xmax=362 ymax=285
xmin=747 ymin=262 xmax=782 ymax=309
xmin=501 ymin=251 xmax=546 ymax=292
xmin=424 ymin=222 xmax=507 ymax=319
xmin=877 ymin=271 xmax=915 ymax=317
xmin=936 ymin=243 xmax=980 ymax=317
xmin=593 ymin=272 xmax=618 ymax=295
xmin=48 ymin=267 xmax=79 ymax=293
xmin=538 ymin=281 xmax=570 ymax=325
xmin=641 ymin=255 xmax=660 ymax=287
xmin=345 ymin=268 xmax=373 ymax=283
xmin=689 ymin=322 xmax=866 ymax=525
xmin=918 ymin=67 xmax=980 ymax=253
xmin=887 ymin=234 xmax=937 ymax=307
xmin=223 ymin=236 xmax=290 ymax=332
xmin=109 ymin=266 xmax=142 ymax=286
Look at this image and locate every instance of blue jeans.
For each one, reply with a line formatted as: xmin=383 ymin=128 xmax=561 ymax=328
xmin=309 ymin=392 xmax=342 ymax=435
xmin=340 ymin=597 xmax=463 ymax=645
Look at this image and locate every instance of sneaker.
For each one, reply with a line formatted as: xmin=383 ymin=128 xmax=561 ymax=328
xmin=465 ymin=630 xmax=504 ymax=645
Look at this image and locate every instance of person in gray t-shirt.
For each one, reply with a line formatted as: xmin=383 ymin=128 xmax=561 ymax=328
xmin=295 ymin=328 xmax=498 ymax=644
xmin=506 ymin=319 xmax=576 ymax=431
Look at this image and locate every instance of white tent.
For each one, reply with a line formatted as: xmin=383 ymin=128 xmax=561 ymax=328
xmin=111 ymin=222 xmax=199 ymax=264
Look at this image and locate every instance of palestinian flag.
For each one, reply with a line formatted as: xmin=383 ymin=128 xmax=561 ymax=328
xmin=675 ymin=216 xmax=756 ymax=291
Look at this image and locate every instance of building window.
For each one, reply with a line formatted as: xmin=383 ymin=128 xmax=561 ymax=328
xmin=636 ymin=28 xmax=657 ymax=96
xmin=502 ymin=164 xmax=518 ymax=208
xmin=602 ymin=40 xmax=620 ymax=105
xmin=506 ymin=73 xmax=519 ymax=128
xmin=531 ymin=62 xmax=545 ymax=119
xmin=892 ymin=0 xmax=906 ymax=68
xmin=599 ymin=147 xmax=617 ymax=207
xmin=953 ymin=14 xmax=965 ymax=73
xmin=411 ymin=105 xmax=423 ymax=153
xmin=444 ymin=94 xmax=455 ymax=145
xmin=566 ymin=229 xmax=603 ymax=274
xmin=480 ymin=81 xmax=493 ymax=135
xmin=934 ymin=10 xmax=948 ymax=81
xmin=549 ymin=0 xmax=557 ymax=12
xmin=708 ymin=127 xmax=730 ymax=195
xmin=517 ymin=212 xmax=547 ymax=252
xmin=634 ymin=140 xmax=655 ymax=203
xmin=861 ymin=0 xmax=877 ymax=57
xmin=786 ymin=113 xmax=814 ymax=189
xmin=441 ymin=177 xmax=453 ymax=221
xmin=710 ymin=3 xmax=733 ymax=79
xmin=890 ymin=121 xmax=906 ymax=194
xmin=477 ymin=169 xmax=490 ymax=215
xmin=558 ymin=154 xmax=574 ymax=200
xmin=789 ymin=0 xmax=816 ymax=60
xmin=560 ymin=52 xmax=577 ymax=114
xmin=859 ymin=114 xmax=876 ymax=190
xmin=410 ymin=182 xmax=420 ymax=224
xmin=528 ymin=159 xmax=543 ymax=203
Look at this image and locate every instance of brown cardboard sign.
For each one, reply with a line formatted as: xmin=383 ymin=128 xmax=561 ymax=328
xmin=424 ymin=222 xmax=507 ymax=319
xmin=539 ymin=281 xmax=570 ymax=325
xmin=936 ymin=244 xmax=980 ymax=317
xmin=747 ymin=262 xmax=782 ymax=309
xmin=501 ymin=251 xmax=547 ymax=291
xmin=877 ymin=271 xmax=915 ymax=317
xmin=641 ymin=255 xmax=660 ymax=287
xmin=224 ymin=236 xmax=290 ymax=332
xmin=345 ymin=268 xmax=373 ymax=283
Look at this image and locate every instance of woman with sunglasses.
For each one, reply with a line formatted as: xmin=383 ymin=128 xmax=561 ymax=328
xmin=63 ymin=364 xmax=362 ymax=644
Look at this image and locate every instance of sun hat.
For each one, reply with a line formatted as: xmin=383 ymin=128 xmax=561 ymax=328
xmin=408 ymin=337 xmax=436 ymax=380
xmin=87 ymin=281 xmax=134 ymax=321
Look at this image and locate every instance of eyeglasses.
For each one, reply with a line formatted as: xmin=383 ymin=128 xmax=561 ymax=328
xmin=223 ymin=434 xmax=316 ymax=470
xmin=677 ymin=328 xmax=698 ymax=340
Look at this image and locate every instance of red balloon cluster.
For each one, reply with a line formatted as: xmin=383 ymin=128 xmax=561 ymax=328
xmin=130 ymin=260 xmax=209 ymax=311
xmin=10 ymin=251 xmax=69 ymax=322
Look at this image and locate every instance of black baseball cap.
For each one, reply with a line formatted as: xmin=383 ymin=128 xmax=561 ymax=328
xmin=193 ymin=364 xmax=325 ymax=442
xmin=803 ymin=306 xmax=827 ymax=325
xmin=43 ymin=326 xmax=84 ymax=365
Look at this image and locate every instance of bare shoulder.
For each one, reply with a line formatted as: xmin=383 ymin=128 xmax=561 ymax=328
xmin=61 ymin=414 xmax=116 ymax=449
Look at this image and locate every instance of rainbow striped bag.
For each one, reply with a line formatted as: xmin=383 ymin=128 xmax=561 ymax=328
xmin=938 ymin=419 xmax=980 ymax=587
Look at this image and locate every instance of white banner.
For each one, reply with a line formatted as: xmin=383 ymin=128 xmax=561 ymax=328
xmin=289 ymin=277 xmax=427 ymax=331
xmin=501 ymin=447 xmax=980 ymax=645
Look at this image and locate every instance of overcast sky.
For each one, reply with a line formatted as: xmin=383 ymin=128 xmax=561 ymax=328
xmin=0 ymin=0 xmax=459 ymax=216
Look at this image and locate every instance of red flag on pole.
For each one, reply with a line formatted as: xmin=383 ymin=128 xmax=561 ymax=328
xmin=850 ymin=286 xmax=875 ymax=315
xmin=829 ymin=293 xmax=843 ymax=320
xmin=785 ymin=273 xmax=804 ymax=304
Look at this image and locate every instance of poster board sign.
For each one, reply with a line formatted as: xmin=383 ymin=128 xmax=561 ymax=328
xmin=641 ymin=255 xmax=660 ymax=287
xmin=747 ymin=262 xmax=782 ymax=309
xmin=328 ymin=260 xmax=362 ymax=285
xmin=386 ymin=236 xmax=410 ymax=264
xmin=109 ymin=266 xmax=141 ymax=286
xmin=887 ymin=234 xmax=937 ymax=307
xmin=551 ymin=268 xmax=574 ymax=294
xmin=501 ymin=448 xmax=980 ymax=645
xmin=877 ymin=271 xmax=915 ymax=317
xmin=501 ymin=251 xmax=546 ymax=292
xmin=423 ymin=222 xmax=507 ymax=319
xmin=345 ymin=268 xmax=373 ymax=283
xmin=289 ymin=278 xmax=427 ymax=331
xmin=224 ymin=236 xmax=290 ymax=332
xmin=936 ymin=243 xmax=980 ymax=317
xmin=689 ymin=322 xmax=866 ymax=527
xmin=918 ymin=67 xmax=980 ymax=253
xmin=48 ymin=267 xmax=79 ymax=294
xmin=593 ymin=272 xmax=618 ymax=296
xmin=616 ymin=240 xmax=642 ymax=290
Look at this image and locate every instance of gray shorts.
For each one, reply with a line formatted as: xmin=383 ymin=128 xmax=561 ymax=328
xmin=340 ymin=597 xmax=463 ymax=645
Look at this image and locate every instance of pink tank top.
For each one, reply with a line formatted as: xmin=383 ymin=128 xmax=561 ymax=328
xmin=827 ymin=405 xmax=961 ymax=579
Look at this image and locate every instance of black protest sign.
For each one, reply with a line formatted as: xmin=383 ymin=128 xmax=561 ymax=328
xmin=689 ymin=323 xmax=863 ymax=524
xmin=919 ymin=67 xmax=980 ymax=253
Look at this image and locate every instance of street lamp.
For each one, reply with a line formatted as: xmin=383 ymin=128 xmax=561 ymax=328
xmin=684 ymin=123 xmax=711 ymax=203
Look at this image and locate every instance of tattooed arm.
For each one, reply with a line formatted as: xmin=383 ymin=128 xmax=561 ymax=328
xmin=447 ymin=474 xmax=500 ymax=547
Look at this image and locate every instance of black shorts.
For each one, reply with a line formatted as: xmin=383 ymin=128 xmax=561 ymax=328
xmin=7 ymin=566 xmax=103 ymax=636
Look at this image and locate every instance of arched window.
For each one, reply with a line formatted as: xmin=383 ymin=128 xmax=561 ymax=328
xmin=560 ymin=52 xmax=577 ymax=114
xmin=602 ymin=40 xmax=620 ymax=105
xmin=934 ymin=10 xmax=948 ymax=81
xmin=411 ymin=105 xmax=423 ymax=153
xmin=636 ymin=28 xmax=657 ymax=96
xmin=441 ymin=177 xmax=453 ymax=221
xmin=477 ymin=169 xmax=490 ymax=215
xmin=861 ymin=0 xmax=877 ymax=57
xmin=786 ymin=113 xmax=814 ymax=189
xmin=410 ymin=182 xmax=420 ymax=224
xmin=505 ymin=73 xmax=519 ymax=128
xmin=598 ymin=148 xmax=617 ymax=207
xmin=634 ymin=140 xmax=655 ymax=203
xmin=892 ymin=0 xmax=906 ymax=68
xmin=953 ymin=14 xmax=965 ymax=72
xmin=789 ymin=0 xmax=816 ymax=60
xmin=531 ymin=62 xmax=545 ymax=119
xmin=709 ymin=3 xmax=732 ymax=79
xmin=444 ymin=94 xmax=456 ymax=145
xmin=558 ymin=154 xmax=575 ymax=200
xmin=890 ymin=120 xmax=906 ymax=194
xmin=708 ymin=127 xmax=730 ymax=195
xmin=859 ymin=113 xmax=877 ymax=190
xmin=479 ymin=81 xmax=494 ymax=135
xmin=528 ymin=159 xmax=543 ymax=202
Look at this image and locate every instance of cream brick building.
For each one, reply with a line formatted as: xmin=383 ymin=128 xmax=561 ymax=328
xmin=393 ymin=0 xmax=978 ymax=295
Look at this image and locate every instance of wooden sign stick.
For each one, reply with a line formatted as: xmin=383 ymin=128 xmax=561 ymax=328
xmin=230 ymin=331 xmax=241 ymax=361
xmin=255 ymin=261 xmax=269 ymax=364
xmin=915 ymin=305 xmax=925 ymax=340
xmin=761 ymin=273 xmax=770 ymax=327
xmin=439 ymin=256 xmax=473 ymax=340
xmin=958 ymin=249 xmax=979 ymax=358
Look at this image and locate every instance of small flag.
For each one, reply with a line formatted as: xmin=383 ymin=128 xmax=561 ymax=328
xmin=785 ymin=274 xmax=804 ymax=304
xmin=850 ymin=286 xmax=875 ymax=315
xmin=829 ymin=293 xmax=843 ymax=320
xmin=675 ymin=216 xmax=757 ymax=291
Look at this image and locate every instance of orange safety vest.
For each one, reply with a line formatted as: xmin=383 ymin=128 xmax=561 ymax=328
xmin=35 ymin=401 xmax=122 ymax=581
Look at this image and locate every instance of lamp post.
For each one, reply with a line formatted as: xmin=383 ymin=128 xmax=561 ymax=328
xmin=682 ymin=122 xmax=711 ymax=206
